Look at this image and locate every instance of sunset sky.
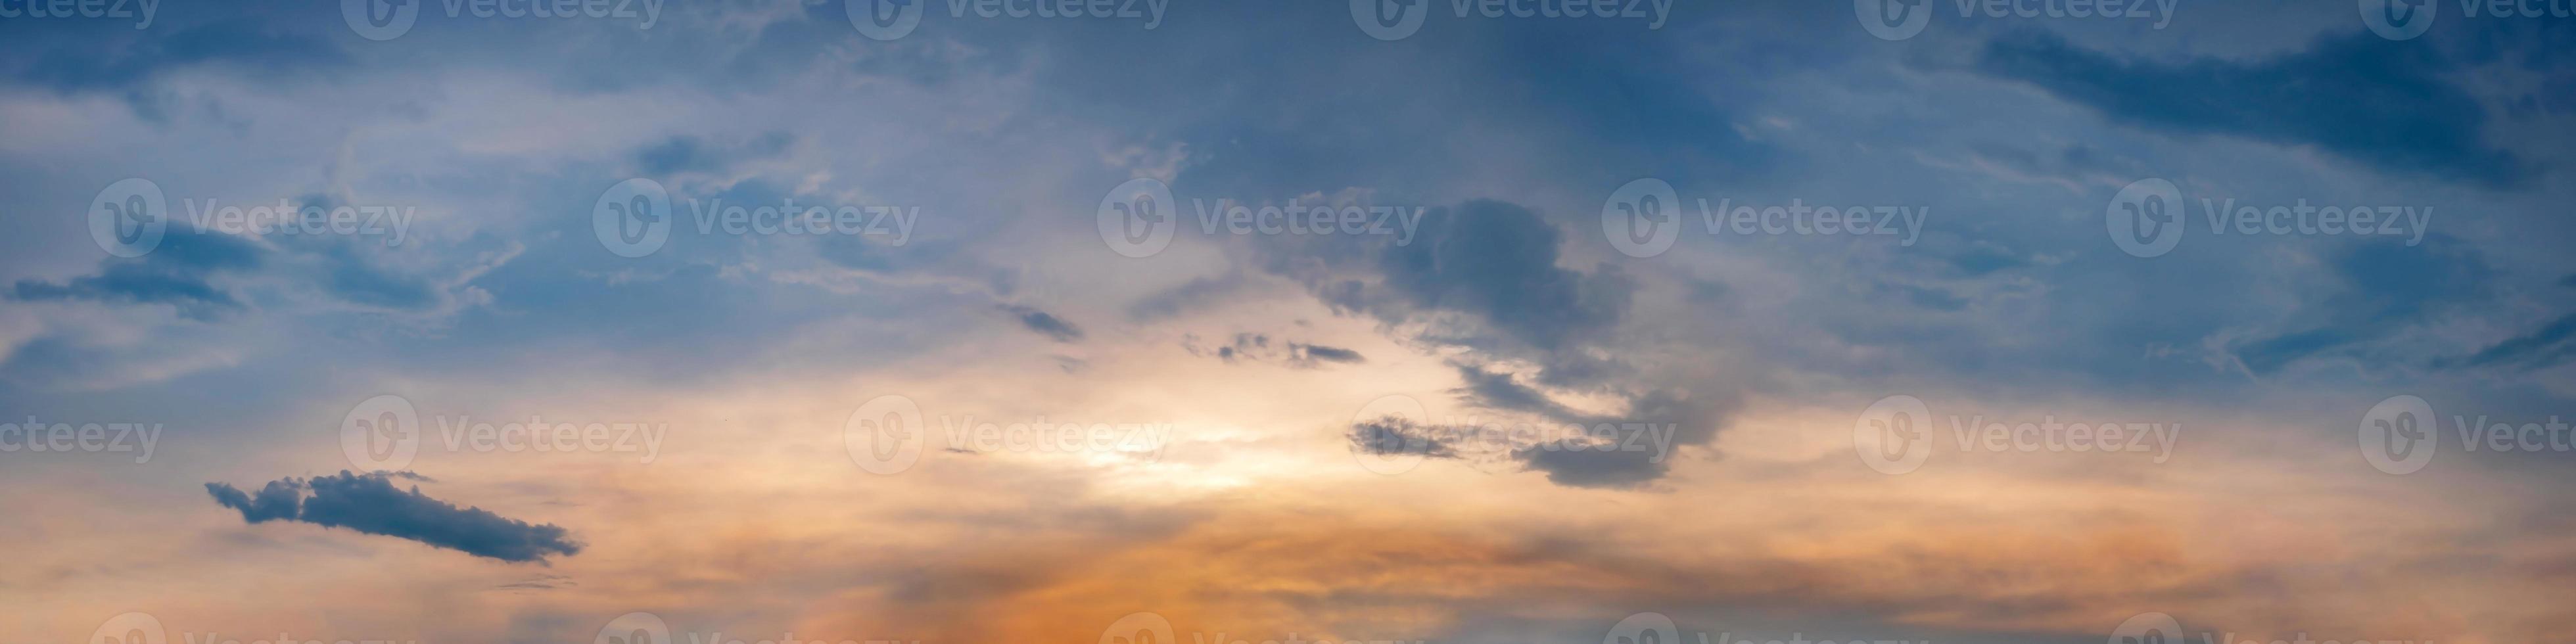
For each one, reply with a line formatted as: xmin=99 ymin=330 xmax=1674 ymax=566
xmin=3 ymin=1 xmax=2574 ymax=643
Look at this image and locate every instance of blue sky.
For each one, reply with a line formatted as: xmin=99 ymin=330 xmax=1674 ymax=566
xmin=4 ymin=1 xmax=2575 ymax=643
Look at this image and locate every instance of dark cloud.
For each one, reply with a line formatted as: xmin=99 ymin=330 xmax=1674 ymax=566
xmin=205 ymin=471 xmax=580 ymax=564
xmin=2439 ymin=312 xmax=2576 ymax=371
xmin=1346 ymin=417 xmax=1460 ymax=460
xmin=11 ymin=229 xmax=266 ymax=321
xmin=1977 ymin=30 xmax=2527 ymax=187
xmin=2234 ymin=235 xmax=2494 ymax=373
xmin=1289 ymin=343 xmax=1365 ymax=365
xmin=635 ymin=132 xmax=795 ymax=176
xmin=1001 ymin=304 xmax=1085 ymax=342
xmin=1374 ymin=200 xmax=1634 ymax=352
xmin=1512 ymin=442 xmax=1667 ymax=489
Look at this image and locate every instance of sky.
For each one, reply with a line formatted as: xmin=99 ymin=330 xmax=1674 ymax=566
xmin=3 ymin=1 xmax=2574 ymax=643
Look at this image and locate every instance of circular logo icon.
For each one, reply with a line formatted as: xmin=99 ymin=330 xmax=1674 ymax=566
xmin=2360 ymin=394 xmax=2437 ymax=475
xmin=594 ymin=178 xmax=672 ymax=258
xmin=1098 ymin=177 xmax=1179 ymax=258
xmin=2108 ymin=612 xmax=2185 ymax=644
xmin=2359 ymin=0 xmax=2436 ymax=40
xmin=91 ymin=612 xmax=168 ymax=644
xmin=1604 ymin=612 xmax=1680 ymax=644
xmin=845 ymin=394 xmax=926 ymax=474
xmin=2107 ymin=177 xmax=2186 ymax=258
xmin=89 ymin=178 xmax=167 ymax=258
xmin=1348 ymin=394 xmax=1438 ymax=476
xmin=341 ymin=394 xmax=422 ymax=471
xmin=1855 ymin=394 xmax=1934 ymax=474
xmin=341 ymin=0 xmax=421 ymax=41
xmin=1099 ymin=612 xmax=1177 ymax=644
xmin=1351 ymin=0 xmax=1427 ymax=40
xmin=1856 ymin=0 xmax=1932 ymax=41
xmin=1603 ymin=178 xmax=1683 ymax=258
xmin=595 ymin=612 xmax=672 ymax=644
xmin=847 ymin=0 xmax=924 ymax=41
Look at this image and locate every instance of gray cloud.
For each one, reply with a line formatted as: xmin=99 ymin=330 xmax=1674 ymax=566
xmin=206 ymin=471 xmax=580 ymax=564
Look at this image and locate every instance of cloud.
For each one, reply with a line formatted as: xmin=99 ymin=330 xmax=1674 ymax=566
xmin=1288 ymin=342 xmax=1365 ymax=366
xmin=11 ymin=229 xmax=266 ymax=321
xmin=205 ymin=471 xmax=580 ymax=563
xmin=1977 ymin=30 xmax=2528 ymax=187
xmin=1346 ymin=417 xmax=1461 ymax=460
xmin=1001 ymin=304 xmax=1085 ymax=343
